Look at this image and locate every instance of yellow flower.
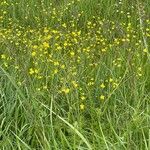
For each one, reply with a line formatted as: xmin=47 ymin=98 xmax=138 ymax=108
xmin=57 ymin=46 xmax=62 ymax=50
xmin=1 ymin=54 xmax=6 ymax=59
xmin=80 ymin=104 xmax=85 ymax=110
xmin=15 ymin=66 xmax=19 ymax=69
xmin=109 ymin=78 xmax=113 ymax=82
xmin=138 ymin=67 xmax=142 ymax=71
xmin=138 ymin=73 xmax=142 ymax=77
xmin=33 ymin=45 xmax=38 ymax=49
xmin=100 ymin=95 xmax=105 ymax=100
xmin=54 ymin=61 xmax=59 ymax=66
xmin=113 ymin=82 xmax=119 ymax=88
xmin=64 ymin=42 xmax=68 ymax=47
xmin=4 ymin=63 xmax=8 ymax=67
xmin=34 ymin=69 xmax=39 ymax=74
xmin=88 ymin=81 xmax=94 ymax=86
xmin=54 ymin=69 xmax=58 ymax=74
xmin=31 ymin=51 xmax=36 ymax=57
xmin=29 ymin=68 xmax=34 ymax=75
xmin=43 ymin=42 xmax=49 ymax=48
xmin=37 ymin=75 xmax=43 ymax=79
xmin=43 ymin=86 xmax=48 ymax=90
xmin=36 ymin=88 xmax=41 ymax=91
xmin=72 ymin=81 xmax=78 ymax=88
xmin=101 ymin=48 xmax=106 ymax=52
xmin=81 ymin=96 xmax=86 ymax=100
xmin=70 ymin=51 xmax=75 ymax=56
xmin=61 ymin=88 xmax=70 ymax=94
xmin=62 ymin=23 xmax=67 ymax=28
xmin=61 ymin=65 xmax=65 ymax=69
xmin=46 ymin=34 xmax=52 ymax=40
xmin=18 ymin=81 xmax=22 ymax=86
xmin=100 ymin=83 xmax=105 ymax=89
xmin=44 ymin=28 xmax=49 ymax=33
xmin=143 ymin=48 xmax=148 ymax=53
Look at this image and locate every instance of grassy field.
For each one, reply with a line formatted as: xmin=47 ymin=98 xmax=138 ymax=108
xmin=0 ymin=0 xmax=150 ymax=149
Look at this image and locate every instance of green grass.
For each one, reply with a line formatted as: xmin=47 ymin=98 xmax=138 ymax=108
xmin=0 ymin=0 xmax=150 ymax=149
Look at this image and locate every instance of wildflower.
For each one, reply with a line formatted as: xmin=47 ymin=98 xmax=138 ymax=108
xmin=44 ymin=28 xmax=49 ymax=33
xmin=31 ymin=51 xmax=36 ymax=57
xmin=33 ymin=45 xmax=38 ymax=49
xmin=61 ymin=65 xmax=65 ymax=69
xmin=62 ymin=23 xmax=67 ymax=28
xmin=87 ymin=21 xmax=92 ymax=26
xmin=61 ymin=88 xmax=70 ymax=94
xmin=4 ymin=63 xmax=8 ymax=67
xmin=18 ymin=81 xmax=22 ymax=86
xmin=143 ymin=48 xmax=148 ymax=53
xmin=138 ymin=73 xmax=142 ymax=77
xmin=43 ymin=86 xmax=48 ymax=90
xmin=34 ymin=69 xmax=39 ymax=74
xmin=101 ymin=48 xmax=106 ymax=52
xmin=80 ymin=104 xmax=85 ymax=110
xmin=46 ymin=34 xmax=52 ymax=40
xmin=57 ymin=46 xmax=62 ymax=50
xmin=1 ymin=54 xmax=6 ymax=59
xmin=88 ymin=82 xmax=94 ymax=86
xmin=54 ymin=61 xmax=59 ymax=66
xmin=109 ymin=78 xmax=113 ymax=82
xmin=72 ymin=81 xmax=78 ymax=88
xmin=100 ymin=83 xmax=105 ymax=89
xmin=81 ymin=96 xmax=86 ymax=100
xmin=113 ymin=82 xmax=119 ymax=88
xmin=64 ymin=42 xmax=68 ymax=47
xmin=37 ymin=75 xmax=43 ymax=79
xmin=100 ymin=95 xmax=105 ymax=100
xmin=70 ymin=51 xmax=75 ymax=56
xmin=15 ymin=66 xmax=19 ymax=69
xmin=29 ymin=68 xmax=34 ymax=75
xmin=36 ymin=88 xmax=41 ymax=91
xmin=54 ymin=69 xmax=58 ymax=74
xmin=43 ymin=42 xmax=49 ymax=49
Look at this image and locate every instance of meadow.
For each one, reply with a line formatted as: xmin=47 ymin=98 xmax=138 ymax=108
xmin=0 ymin=0 xmax=150 ymax=149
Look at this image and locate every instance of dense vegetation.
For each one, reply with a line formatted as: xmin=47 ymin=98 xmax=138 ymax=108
xmin=0 ymin=0 xmax=150 ymax=149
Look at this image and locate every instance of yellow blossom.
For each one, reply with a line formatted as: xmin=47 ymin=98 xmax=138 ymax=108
xmin=100 ymin=83 xmax=105 ymax=89
xmin=29 ymin=68 xmax=34 ymax=75
xmin=100 ymin=95 xmax=105 ymax=100
xmin=109 ymin=78 xmax=113 ymax=82
xmin=80 ymin=104 xmax=85 ymax=110
xmin=44 ymin=28 xmax=49 ymax=33
xmin=1 ymin=54 xmax=6 ymax=59
xmin=61 ymin=88 xmax=70 ymax=94
xmin=70 ymin=51 xmax=75 ymax=56
xmin=31 ymin=51 xmax=36 ymax=57
xmin=54 ymin=69 xmax=58 ymax=74
xmin=43 ymin=86 xmax=48 ymax=90
xmin=143 ymin=48 xmax=148 ymax=53
xmin=43 ymin=42 xmax=49 ymax=48
xmin=34 ymin=69 xmax=39 ymax=74
xmin=61 ymin=65 xmax=65 ymax=69
xmin=33 ymin=45 xmax=38 ymax=49
xmin=54 ymin=61 xmax=59 ymax=66
xmin=81 ymin=96 xmax=86 ymax=100
xmin=72 ymin=81 xmax=78 ymax=88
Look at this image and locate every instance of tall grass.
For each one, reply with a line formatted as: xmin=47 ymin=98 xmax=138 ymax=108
xmin=0 ymin=0 xmax=150 ymax=149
